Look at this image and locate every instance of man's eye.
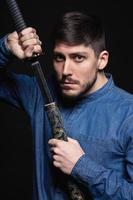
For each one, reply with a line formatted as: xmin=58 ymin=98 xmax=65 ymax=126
xmin=54 ymin=55 xmax=64 ymax=62
xmin=74 ymin=55 xmax=85 ymax=62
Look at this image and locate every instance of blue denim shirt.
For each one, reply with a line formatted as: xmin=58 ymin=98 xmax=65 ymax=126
xmin=1 ymin=36 xmax=133 ymax=200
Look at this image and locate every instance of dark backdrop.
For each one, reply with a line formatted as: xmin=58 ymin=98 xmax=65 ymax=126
xmin=0 ymin=0 xmax=132 ymax=199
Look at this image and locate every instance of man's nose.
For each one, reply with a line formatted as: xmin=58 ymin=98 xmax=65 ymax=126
xmin=63 ymin=60 xmax=72 ymax=76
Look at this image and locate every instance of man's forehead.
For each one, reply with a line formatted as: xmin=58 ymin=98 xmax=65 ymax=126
xmin=54 ymin=43 xmax=93 ymax=54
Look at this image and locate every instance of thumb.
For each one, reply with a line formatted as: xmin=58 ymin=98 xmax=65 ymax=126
xmin=67 ymin=137 xmax=78 ymax=144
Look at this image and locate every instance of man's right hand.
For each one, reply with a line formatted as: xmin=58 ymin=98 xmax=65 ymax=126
xmin=6 ymin=27 xmax=42 ymax=59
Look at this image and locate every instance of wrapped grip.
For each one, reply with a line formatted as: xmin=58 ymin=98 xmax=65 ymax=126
xmin=45 ymin=102 xmax=68 ymax=141
xmin=6 ymin=0 xmax=27 ymax=32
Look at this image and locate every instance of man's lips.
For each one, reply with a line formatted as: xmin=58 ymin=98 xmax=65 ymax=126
xmin=60 ymin=81 xmax=78 ymax=90
xmin=61 ymin=82 xmax=76 ymax=84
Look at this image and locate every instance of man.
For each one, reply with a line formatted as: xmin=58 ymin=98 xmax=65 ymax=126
xmin=0 ymin=11 xmax=133 ymax=200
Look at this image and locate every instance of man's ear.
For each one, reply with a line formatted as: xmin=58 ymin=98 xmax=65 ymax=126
xmin=97 ymin=50 xmax=109 ymax=70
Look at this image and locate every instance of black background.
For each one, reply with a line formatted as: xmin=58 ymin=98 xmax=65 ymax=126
xmin=0 ymin=0 xmax=133 ymax=199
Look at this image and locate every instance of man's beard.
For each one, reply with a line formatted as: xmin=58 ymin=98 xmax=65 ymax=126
xmin=58 ymin=72 xmax=97 ymax=102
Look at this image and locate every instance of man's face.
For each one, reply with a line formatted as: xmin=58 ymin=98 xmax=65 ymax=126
xmin=53 ymin=43 xmax=108 ymax=99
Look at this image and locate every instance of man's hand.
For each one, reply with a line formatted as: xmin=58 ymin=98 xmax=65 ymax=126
xmin=6 ymin=27 xmax=42 ymax=59
xmin=48 ymin=137 xmax=85 ymax=175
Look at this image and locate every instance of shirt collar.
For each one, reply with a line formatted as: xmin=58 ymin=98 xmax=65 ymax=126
xmin=81 ymin=73 xmax=114 ymax=102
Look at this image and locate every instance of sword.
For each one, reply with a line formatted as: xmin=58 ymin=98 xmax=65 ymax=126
xmin=5 ymin=0 xmax=85 ymax=199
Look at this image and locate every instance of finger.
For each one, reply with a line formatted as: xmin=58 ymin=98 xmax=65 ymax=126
xmin=19 ymin=32 xmax=37 ymax=42
xmin=24 ymin=46 xmax=34 ymax=57
xmin=24 ymin=44 xmax=42 ymax=58
xmin=53 ymin=155 xmax=62 ymax=162
xmin=50 ymin=147 xmax=60 ymax=154
xmin=20 ymin=27 xmax=36 ymax=35
xmin=49 ymin=139 xmax=67 ymax=151
xmin=48 ymin=138 xmax=60 ymax=146
xmin=67 ymin=137 xmax=78 ymax=144
xmin=21 ymin=38 xmax=40 ymax=49
xmin=53 ymin=160 xmax=61 ymax=168
xmin=33 ymin=45 xmax=42 ymax=54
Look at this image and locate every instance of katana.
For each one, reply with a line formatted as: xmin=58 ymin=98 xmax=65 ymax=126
xmin=5 ymin=0 xmax=85 ymax=199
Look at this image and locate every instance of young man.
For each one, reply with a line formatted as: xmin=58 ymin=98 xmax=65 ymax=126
xmin=0 ymin=11 xmax=133 ymax=200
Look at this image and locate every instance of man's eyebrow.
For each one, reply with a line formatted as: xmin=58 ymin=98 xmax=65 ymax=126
xmin=53 ymin=51 xmax=88 ymax=55
xmin=53 ymin=52 xmax=65 ymax=57
xmin=53 ymin=51 xmax=63 ymax=54
xmin=69 ymin=52 xmax=88 ymax=55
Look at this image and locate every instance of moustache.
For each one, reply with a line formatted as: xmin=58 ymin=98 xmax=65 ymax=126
xmin=59 ymin=77 xmax=80 ymax=85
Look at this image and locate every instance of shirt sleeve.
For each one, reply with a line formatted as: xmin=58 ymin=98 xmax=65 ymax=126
xmin=0 ymin=35 xmax=12 ymax=67
xmin=0 ymin=35 xmax=43 ymax=113
xmin=71 ymin=115 xmax=133 ymax=199
xmin=0 ymin=71 xmax=42 ymax=117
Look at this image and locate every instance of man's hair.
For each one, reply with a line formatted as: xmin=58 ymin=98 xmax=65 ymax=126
xmin=52 ymin=11 xmax=106 ymax=57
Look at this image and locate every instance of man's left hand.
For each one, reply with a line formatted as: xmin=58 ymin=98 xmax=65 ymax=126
xmin=48 ymin=137 xmax=85 ymax=175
